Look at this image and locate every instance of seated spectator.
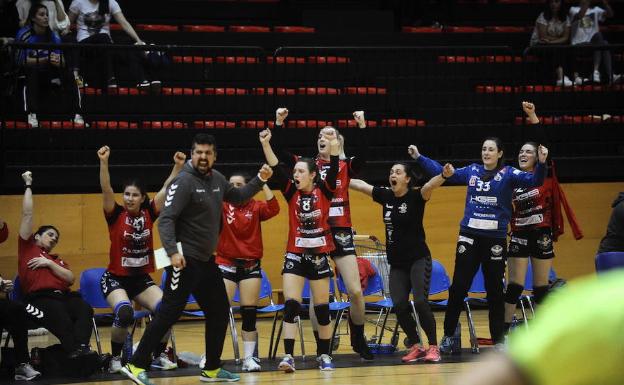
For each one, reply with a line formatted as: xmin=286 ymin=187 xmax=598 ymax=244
xmin=15 ymin=4 xmax=83 ymax=128
xmin=68 ymin=0 xmax=159 ymax=91
xmin=596 ymin=192 xmax=624 ymax=266
xmin=0 ymin=269 xmax=42 ymax=381
xmin=569 ymin=0 xmax=621 ymax=84
xmin=529 ymin=0 xmax=572 ymax=87
xmin=16 ymin=0 xmax=70 ymax=36
xmin=17 ymin=171 xmax=99 ymax=366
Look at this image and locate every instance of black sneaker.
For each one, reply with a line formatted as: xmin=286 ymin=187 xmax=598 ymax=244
xmin=352 ymin=334 xmax=374 ymax=361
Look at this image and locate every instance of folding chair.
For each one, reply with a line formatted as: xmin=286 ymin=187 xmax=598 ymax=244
xmin=595 ymin=252 xmax=624 ymax=273
xmin=517 ymin=262 xmax=558 ymax=328
xmin=79 ymin=268 xmax=152 ymax=354
xmin=428 ymin=259 xmax=451 ymax=307
xmin=463 ymin=267 xmax=487 ymax=353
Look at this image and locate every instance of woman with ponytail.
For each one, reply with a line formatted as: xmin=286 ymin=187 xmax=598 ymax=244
xmin=411 ymin=137 xmax=549 ymax=351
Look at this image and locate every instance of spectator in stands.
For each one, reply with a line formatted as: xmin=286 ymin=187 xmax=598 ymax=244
xmin=529 ymin=0 xmax=572 ymax=87
xmin=15 ymin=3 xmax=84 ymax=128
xmin=18 ymin=171 xmax=99 ymax=367
xmin=569 ymin=0 xmax=621 ymax=84
xmin=16 ymin=0 xmax=70 ymax=35
xmin=68 ymin=0 xmax=158 ymax=90
xmin=595 ymin=192 xmax=624 ymax=264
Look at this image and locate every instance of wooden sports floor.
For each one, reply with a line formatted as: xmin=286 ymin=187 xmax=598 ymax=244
xmin=23 ymin=310 xmax=496 ymax=385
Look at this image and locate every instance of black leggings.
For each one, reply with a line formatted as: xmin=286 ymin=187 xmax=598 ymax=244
xmin=130 ymin=258 xmax=229 ymax=371
xmin=388 ymin=256 xmax=437 ymax=345
xmin=22 ymin=66 xmax=81 ymax=114
xmin=0 ymin=298 xmax=30 ymax=364
xmin=24 ymin=291 xmax=94 ymax=354
xmin=443 ymin=232 xmax=506 ymax=344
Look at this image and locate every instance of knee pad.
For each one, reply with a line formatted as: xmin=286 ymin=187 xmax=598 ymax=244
xmin=113 ymin=301 xmax=134 ymax=328
xmin=314 ymin=303 xmax=331 ymax=326
xmin=240 ymin=306 xmax=257 ymax=332
xmin=504 ymin=282 xmax=524 ymax=305
xmin=283 ymin=299 xmax=301 ymax=323
xmin=533 ymin=285 xmax=550 ymax=305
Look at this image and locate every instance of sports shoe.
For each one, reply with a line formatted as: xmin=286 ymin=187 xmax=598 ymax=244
xmin=14 ymin=363 xmax=41 ymax=381
xmin=439 ymin=335 xmax=461 ymax=355
xmin=611 ymin=74 xmax=622 ymax=84
xmin=277 ymin=354 xmax=295 ymax=373
xmin=109 ymin=355 xmax=123 ymax=373
xmin=199 ymin=367 xmax=240 ymax=382
xmin=574 ymin=76 xmax=587 ymax=86
xmin=150 ymin=80 xmax=162 ymax=93
xmin=107 ymin=77 xmax=118 ymax=89
xmin=317 ymin=354 xmax=334 ymax=371
xmin=74 ymin=113 xmax=85 ymax=126
xmin=401 ymin=344 xmax=426 ymax=362
xmin=556 ymin=76 xmax=573 ymax=87
xmin=137 ymin=80 xmax=151 ymax=89
xmin=592 ymin=70 xmax=601 ymax=83
xmin=151 ymin=352 xmax=178 ymax=370
xmin=27 ymin=113 xmax=38 ymax=128
xmin=352 ymin=334 xmax=374 ymax=361
xmin=242 ymin=356 xmax=261 ymax=372
xmin=120 ymin=363 xmax=155 ymax=385
xmin=423 ymin=345 xmax=441 ymax=362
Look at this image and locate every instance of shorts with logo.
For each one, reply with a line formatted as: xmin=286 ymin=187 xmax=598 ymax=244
xmin=508 ymin=228 xmax=555 ymax=259
xmin=100 ymin=270 xmax=156 ymax=299
xmin=218 ymin=259 xmax=262 ymax=283
xmin=329 ymin=227 xmax=356 ymax=258
xmin=282 ymin=252 xmax=334 ymax=280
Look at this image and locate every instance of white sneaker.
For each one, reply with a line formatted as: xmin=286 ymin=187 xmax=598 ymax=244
xmin=14 ymin=363 xmax=41 ymax=381
xmin=27 ymin=113 xmax=38 ymax=128
xmin=556 ymin=76 xmax=573 ymax=87
xmin=574 ymin=76 xmax=587 ymax=86
xmin=137 ymin=80 xmax=151 ymax=89
xmin=74 ymin=114 xmax=85 ymax=126
xmin=317 ymin=354 xmax=334 ymax=371
xmin=151 ymin=352 xmax=178 ymax=370
xmin=277 ymin=354 xmax=295 ymax=373
xmin=612 ymin=74 xmax=622 ymax=84
xmin=109 ymin=356 xmax=122 ymax=373
xmin=592 ymin=70 xmax=601 ymax=83
xmin=242 ymin=356 xmax=261 ymax=372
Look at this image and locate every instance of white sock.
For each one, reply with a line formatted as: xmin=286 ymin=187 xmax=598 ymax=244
xmin=244 ymin=341 xmax=256 ymax=359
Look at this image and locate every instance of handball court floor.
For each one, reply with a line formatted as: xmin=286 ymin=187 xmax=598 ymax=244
xmin=23 ymin=310 xmax=496 ymax=385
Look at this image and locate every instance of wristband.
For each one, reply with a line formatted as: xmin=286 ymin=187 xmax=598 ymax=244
xmin=440 ymin=174 xmax=449 ymax=180
xmin=25 ymin=185 xmax=32 ymax=190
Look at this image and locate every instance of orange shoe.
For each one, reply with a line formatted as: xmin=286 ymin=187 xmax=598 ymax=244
xmin=401 ymin=344 xmax=426 ymax=363
xmin=423 ymin=345 xmax=441 ymax=362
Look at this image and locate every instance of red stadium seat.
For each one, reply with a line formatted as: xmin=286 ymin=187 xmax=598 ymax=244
xmin=273 ymin=26 xmax=315 ymax=33
xmin=402 ymin=26 xmax=443 ymax=33
xmin=136 ymin=24 xmax=178 ymax=32
xmin=229 ymin=25 xmax=270 ymax=33
xmin=182 ymin=25 xmax=225 ymax=32
xmin=444 ymin=26 xmax=485 ymax=33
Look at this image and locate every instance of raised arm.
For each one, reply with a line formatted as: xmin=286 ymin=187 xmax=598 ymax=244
xmin=259 ymin=129 xmax=290 ymax=191
xmin=349 ymin=179 xmax=374 ymax=197
xmin=97 ymin=145 xmax=116 ymax=214
xmin=522 ymin=101 xmax=540 ymax=124
xmin=153 ymin=152 xmax=187 ymax=211
xmin=19 ymin=171 xmax=33 ymax=240
xmin=421 ymin=163 xmax=454 ymax=201
xmin=259 ymin=185 xmax=280 ymax=220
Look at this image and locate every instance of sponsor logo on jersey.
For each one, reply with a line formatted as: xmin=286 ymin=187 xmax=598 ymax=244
xmin=334 ymin=231 xmax=352 ymax=246
xmin=470 ymin=195 xmax=498 ymax=205
xmin=491 ymin=244 xmax=503 ymax=257
xmin=458 ymin=245 xmax=466 ymax=254
xmin=537 ymin=233 xmax=552 ymax=250
xmin=398 ymin=203 xmax=408 ymax=214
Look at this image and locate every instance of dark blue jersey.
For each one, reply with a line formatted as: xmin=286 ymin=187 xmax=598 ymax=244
xmin=416 ymin=155 xmax=546 ymax=238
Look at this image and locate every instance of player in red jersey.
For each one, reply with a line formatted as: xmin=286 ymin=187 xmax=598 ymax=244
xmin=18 ymin=171 xmax=99 ymax=367
xmin=504 ymin=102 xmax=555 ymax=332
xmin=97 ymin=145 xmax=185 ymax=372
xmin=273 ymin=107 xmax=373 ymax=360
xmin=260 ymin=128 xmax=339 ymax=372
xmin=216 ymin=172 xmax=280 ymax=372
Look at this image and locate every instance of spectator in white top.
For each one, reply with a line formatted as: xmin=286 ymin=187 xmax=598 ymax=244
xmin=68 ymin=0 xmax=157 ymax=90
xmin=569 ymin=0 xmax=621 ymax=84
xmin=529 ymin=0 xmax=572 ymax=87
xmin=16 ymin=0 xmax=70 ymax=35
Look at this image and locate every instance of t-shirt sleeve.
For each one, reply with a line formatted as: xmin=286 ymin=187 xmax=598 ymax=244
xmin=372 ymin=186 xmax=387 ymax=205
xmin=69 ymin=0 xmax=81 ymax=15
xmin=104 ymin=203 xmax=124 ymax=225
xmin=595 ymin=7 xmax=606 ymax=22
xmin=109 ymin=0 xmax=122 ymax=15
xmin=149 ymin=199 xmax=159 ymax=220
xmin=536 ymin=13 xmax=547 ymax=26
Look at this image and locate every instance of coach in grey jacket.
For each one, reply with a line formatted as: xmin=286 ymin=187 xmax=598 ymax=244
xmin=123 ymin=133 xmax=273 ymax=385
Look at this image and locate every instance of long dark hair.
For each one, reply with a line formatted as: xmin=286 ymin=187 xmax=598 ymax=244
xmin=27 ymin=4 xmax=53 ymax=41
xmin=481 ymin=137 xmax=505 ymax=182
xmin=393 ymin=162 xmax=426 ymax=188
xmin=122 ymin=179 xmax=151 ymax=210
xmin=98 ymin=0 xmax=111 ymax=16
xmin=543 ymin=0 xmax=568 ymax=21
xmin=296 ymin=157 xmax=320 ymax=185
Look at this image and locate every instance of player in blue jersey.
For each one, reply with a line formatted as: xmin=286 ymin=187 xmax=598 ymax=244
xmin=410 ymin=138 xmax=548 ymax=351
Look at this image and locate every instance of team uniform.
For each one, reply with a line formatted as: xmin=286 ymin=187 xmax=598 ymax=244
xmin=216 ymin=197 xmax=280 ymax=282
xmin=416 ymin=155 xmax=546 ymax=345
xmin=100 ymin=202 xmax=158 ymax=299
xmin=18 ymin=235 xmax=94 ymax=355
xmin=509 ymin=179 xmax=555 ymax=260
xmin=273 ymin=155 xmax=339 ymax=280
xmin=372 ymin=186 xmax=438 ymax=351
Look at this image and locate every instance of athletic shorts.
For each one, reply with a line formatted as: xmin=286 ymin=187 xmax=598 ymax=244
xmin=329 ymin=227 xmax=356 ymax=258
xmin=508 ymin=228 xmax=555 ymax=260
xmin=100 ymin=271 xmax=156 ymax=300
xmin=218 ymin=259 xmax=262 ymax=283
xmin=282 ymin=252 xmax=333 ymax=280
